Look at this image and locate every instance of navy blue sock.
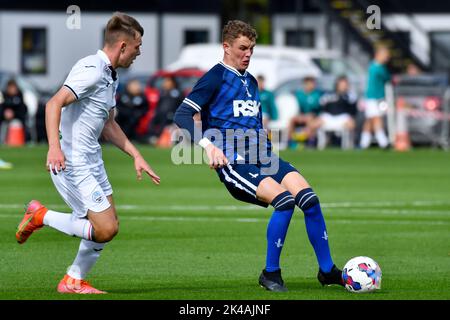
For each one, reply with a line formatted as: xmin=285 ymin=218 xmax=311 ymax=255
xmin=296 ymin=188 xmax=334 ymax=273
xmin=265 ymin=191 xmax=295 ymax=272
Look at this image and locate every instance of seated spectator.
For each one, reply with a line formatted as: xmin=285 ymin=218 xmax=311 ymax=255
xmin=0 ymin=79 xmax=28 ymax=143
xmin=307 ymin=76 xmax=357 ymax=148
xmin=257 ymin=75 xmax=278 ymax=129
xmin=115 ymin=79 xmax=149 ymax=141
xmin=288 ymin=76 xmax=322 ymax=148
xmin=147 ymin=76 xmax=183 ymax=145
xmin=406 ymin=63 xmax=422 ymax=76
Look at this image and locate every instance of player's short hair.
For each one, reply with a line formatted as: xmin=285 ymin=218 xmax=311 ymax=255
xmin=104 ymin=12 xmax=144 ymax=46
xmin=6 ymin=79 xmax=18 ymax=88
xmin=303 ymin=76 xmax=316 ymax=83
xmin=222 ymin=20 xmax=257 ymax=44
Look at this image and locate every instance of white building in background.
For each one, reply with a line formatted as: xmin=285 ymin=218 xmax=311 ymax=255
xmin=0 ymin=9 xmax=219 ymax=91
xmin=0 ymin=1 xmax=450 ymax=91
xmin=161 ymin=14 xmax=220 ymax=69
xmin=271 ymin=12 xmax=450 ymax=73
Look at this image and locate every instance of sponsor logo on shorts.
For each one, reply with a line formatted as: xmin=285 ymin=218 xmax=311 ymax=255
xmin=92 ymin=191 xmax=103 ymax=203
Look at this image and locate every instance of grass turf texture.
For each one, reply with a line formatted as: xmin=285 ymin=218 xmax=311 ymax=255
xmin=0 ymin=145 xmax=449 ymax=300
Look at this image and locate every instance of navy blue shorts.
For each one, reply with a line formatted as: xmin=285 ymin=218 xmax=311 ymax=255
xmin=216 ymin=155 xmax=298 ymax=208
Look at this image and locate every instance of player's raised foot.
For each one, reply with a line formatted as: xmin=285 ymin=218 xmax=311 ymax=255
xmin=317 ymin=264 xmax=345 ymax=287
xmin=57 ymin=275 xmax=106 ymax=294
xmin=259 ymin=269 xmax=288 ymax=292
xmin=16 ymin=200 xmax=48 ymax=244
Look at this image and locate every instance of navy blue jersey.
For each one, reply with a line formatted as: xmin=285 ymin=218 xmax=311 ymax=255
xmin=179 ymin=62 xmax=272 ymax=163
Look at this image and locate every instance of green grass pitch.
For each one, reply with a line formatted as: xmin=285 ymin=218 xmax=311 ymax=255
xmin=0 ymin=145 xmax=449 ymax=300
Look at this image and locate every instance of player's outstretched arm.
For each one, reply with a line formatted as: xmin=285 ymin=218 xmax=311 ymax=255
xmin=174 ymin=105 xmax=229 ymax=169
xmin=45 ymin=87 xmax=76 ymax=174
xmin=102 ymin=109 xmax=160 ymax=185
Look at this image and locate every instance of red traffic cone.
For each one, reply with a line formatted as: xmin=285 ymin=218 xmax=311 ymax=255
xmin=5 ymin=120 xmax=25 ymax=146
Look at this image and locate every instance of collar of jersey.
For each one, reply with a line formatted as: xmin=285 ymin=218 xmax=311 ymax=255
xmin=97 ymin=49 xmax=112 ymax=66
xmin=219 ymin=61 xmax=248 ymax=77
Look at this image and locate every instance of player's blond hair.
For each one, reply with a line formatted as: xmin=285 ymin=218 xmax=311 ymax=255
xmin=104 ymin=12 xmax=144 ymax=46
xmin=222 ymin=20 xmax=257 ymax=44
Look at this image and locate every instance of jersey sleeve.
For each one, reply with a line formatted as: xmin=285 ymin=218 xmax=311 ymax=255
xmin=382 ymin=66 xmax=392 ymax=82
xmin=174 ymin=65 xmax=223 ymax=143
xmin=266 ymin=91 xmax=278 ymax=120
xmin=179 ymin=66 xmax=223 ymax=113
xmin=63 ymin=62 xmax=102 ymax=100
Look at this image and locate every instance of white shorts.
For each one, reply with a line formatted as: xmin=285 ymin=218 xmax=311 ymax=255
xmin=51 ymin=164 xmax=113 ymax=218
xmin=320 ymin=113 xmax=352 ymax=131
xmin=364 ymin=99 xmax=388 ymax=118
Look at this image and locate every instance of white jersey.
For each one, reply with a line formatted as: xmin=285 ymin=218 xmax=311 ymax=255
xmin=61 ymin=50 xmax=118 ymax=168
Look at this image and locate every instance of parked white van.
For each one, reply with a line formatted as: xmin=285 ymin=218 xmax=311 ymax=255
xmin=166 ymin=44 xmax=322 ymax=90
xmin=167 ymin=44 xmax=325 ymax=149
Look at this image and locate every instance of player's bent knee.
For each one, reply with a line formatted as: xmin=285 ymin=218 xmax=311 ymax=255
xmin=271 ymin=191 xmax=295 ymax=211
xmin=94 ymin=223 xmax=119 ymax=243
xmin=94 ymin=230 xmax=117 ymax=243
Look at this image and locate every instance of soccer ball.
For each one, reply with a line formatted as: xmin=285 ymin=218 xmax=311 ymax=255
xmin=342 ymin=256 xmax=382 ymax=293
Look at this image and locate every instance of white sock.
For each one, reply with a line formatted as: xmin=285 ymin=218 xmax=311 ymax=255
xmin=360 ymin=131 xmax=372 ymax=149
xmin=43 ymin=210 xmax=93 ymax=240
xmin=67 ymin=239 xmax=105 ymax=280
xmin=375 ymin=129 xmax=389 ymax=148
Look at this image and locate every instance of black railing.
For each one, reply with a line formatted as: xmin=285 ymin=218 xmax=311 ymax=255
xmin=317 ymin=0 xmax=430 ymax=72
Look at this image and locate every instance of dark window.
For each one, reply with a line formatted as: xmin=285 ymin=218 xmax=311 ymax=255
xmin=21 ymin=28 xmax=47 ymax=74
xmin=285 ymin=29 xmax=315 ymax=48
xmin=184 ymin=30 xmax=209 ymax=45
xmin=430 ymin=32 xmax=450 ymax=73
xmin=390 ymin=31 xmax=410 ymax=49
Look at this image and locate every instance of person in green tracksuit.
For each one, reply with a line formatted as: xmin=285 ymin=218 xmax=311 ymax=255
xmin=257 ymin=75 xmax=279 ymax=129
xmin=360 ymin=46 xmax=391 ymax=149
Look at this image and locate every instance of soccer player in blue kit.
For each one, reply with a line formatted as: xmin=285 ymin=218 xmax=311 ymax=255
xmin=174 ymin=20 xmax=344 ymax=292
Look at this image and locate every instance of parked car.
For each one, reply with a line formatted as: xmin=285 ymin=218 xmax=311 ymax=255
xmin=166 ymin=44 xmax=322 ymax=90
xmin=168 ymin=45 xmax=373 ymax=149
xmin=273 ymin=50 xmax=366 ymax=96
xmin=303 ymin=49 xmax=367 ymax=95
xmin=135 ymin=68 xmax=205 ymax=137
xmin=146 ymin=68 xmax=205 ymax=106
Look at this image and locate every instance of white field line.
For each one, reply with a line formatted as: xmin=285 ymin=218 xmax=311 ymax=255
xmin=0 ymin=200 xmax=449 ymax=227
xmin=342 ymin=208 xmax=450 ymax=215
xmin=0 ymin=209 xmax=448 ymax=226
xmin=0 ymin=199 xmax=450 ymax=212
xmin=0 ymin=213 xmax=447 ymax=225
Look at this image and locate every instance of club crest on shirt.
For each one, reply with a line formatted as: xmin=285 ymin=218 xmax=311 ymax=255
xmin=92 ymin=191 xmax=103 ymax=204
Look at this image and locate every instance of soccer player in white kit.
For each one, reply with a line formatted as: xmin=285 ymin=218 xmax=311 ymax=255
xmin=15 ymin=12 xmax=160 ymax=294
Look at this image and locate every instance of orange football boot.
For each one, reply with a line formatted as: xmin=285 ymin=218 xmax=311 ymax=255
xmin=57 ymin=275 xmax=106 ymax=294
xmin=16 ymin=200 xmax=47 ymax=244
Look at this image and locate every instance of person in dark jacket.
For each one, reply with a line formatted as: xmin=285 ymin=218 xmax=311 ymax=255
xmin=115 ymin=78 xmax=149 ymax=141
xmin=0 ymin=79 xmax=28 ymax=142
xmin=305 ymin=76 xmax=357 ymax=142
xmin=147 ymin=76 xmax=183 ymax=144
